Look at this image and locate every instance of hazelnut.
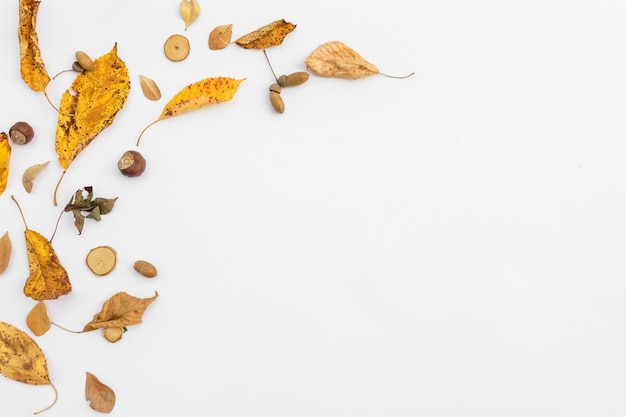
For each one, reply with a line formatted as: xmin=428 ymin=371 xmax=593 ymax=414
xmin=118 ymin=150 xmax=146 ymax=177
xmin=9 ymin=121 xmax=34 ymax=145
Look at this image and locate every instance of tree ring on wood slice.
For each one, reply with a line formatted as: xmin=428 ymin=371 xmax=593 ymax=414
xmin=86 ymin=245 xmax=118 ymax=276
xmin=164 ymin=34 xmax=190 ymax=61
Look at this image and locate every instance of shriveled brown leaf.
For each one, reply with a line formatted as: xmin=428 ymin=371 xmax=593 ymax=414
xmin=83 ymin=291 xmax=158 ymax=332
xmin=22 ymin=160 xmax=49 ymax=193
xmin=209 ymin=24 xmax=233 ymax=50
xmin=235 ymin=19 xmax=296 ymax=49
xmin=139 ymin=75 xmax=161 ymax=101
xmin=304 ymin=41 xmax=379 ymax=80
xmin=85 ymin=372 xmax=116 ymax=413
xmin=180 ymin=0 xmax=201 ymax=30
xmin=18 ymin=0 xmax=50 ymax=92
xmin=0 ymin=231 xmax=11 ymax=275
xmin=26 ymin=301 xmax=50 ymax=336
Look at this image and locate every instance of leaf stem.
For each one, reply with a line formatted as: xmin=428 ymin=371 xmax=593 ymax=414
xmin=136 ymin=119 xmax=161 ymax=146
xmin=53 ymin=171 xmax=66 ymax=206
xmin=33 ymin=382 xmax=58 ymax=414
xmin=11 ymin=195 xmax=29 ymax=230
xmin=379 ymin=71 xmax=415 ymax=79
xmin=51 ymin=321 xmax=83 ymax=334
xmin=50 ymin=209 xmax=65 ymax=243
xmin=263 ymin=49 xmax=279 ymax=83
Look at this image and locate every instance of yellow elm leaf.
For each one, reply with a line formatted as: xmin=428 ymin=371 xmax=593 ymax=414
xmin=0 ymin=321 xmax=58 ymax=414
xmin=136 ymin=76 xmax=245 ymax=145
xmin=18 ymin=0 xmax=50 ymax=92
xmin=235 ymin=19 xmax=296 ymax=49
xmin=23 ymin=228 xmax=72 ymax=301
xmin=0 ymin=132 xmax=10 ymax=197
xmin=180 ymin=0 xmax=201 ymax=30
xmin=83 ymin=291 xmax=158 ymax=332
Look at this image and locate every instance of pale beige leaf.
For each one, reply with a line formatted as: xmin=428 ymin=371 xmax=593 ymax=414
xmin=209 ymin=24 xmax=233 ymax=50
xmin=85 ymin=372 xmax=116 ymax=413
xmin=0 ymin=231 xmax=11 ymax=275
xmin=139 ymin=75 xmax=161 ymax=101
xmin=180 ymin=0 xmax=201 ymax=30
xmin=304 ymin=41 xmax=380 ymax=80
xmin=26 ymin=301 xmax=50 ymax=336
xmin=22 ymin=160 xmax=49 ymax=193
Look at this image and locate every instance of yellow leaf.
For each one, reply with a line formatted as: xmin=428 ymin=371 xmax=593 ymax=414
xmin=235 ymin=19 xmax=296 ymax=49
xmin=83 ymin=291 xmax=158 ymax=332
xmin=0 ymin=321 xmax=58 ymax=414
xmin=54 ymin=43 xmax=130 ymax=205
xmin=0 ymin=132 xmax=10 ymax=197
xmin=18 ymin=0 xmax=50 ymax=92
xmin=304 ymin=41 xmax=379 ymax=80
xmin=26 ymin=301 xmax=51 ymax=336
xmin=180 ymin=0 xmax=201 ymax=30
xmin=136 ymin=77 xmax=245 ymax=145
xmin=23 ymin=229 xmax=72 ymax=301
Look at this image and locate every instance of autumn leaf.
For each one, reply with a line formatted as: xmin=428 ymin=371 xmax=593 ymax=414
xmin=63 ymin=186 xmax=118 ymax=235
xmin=139 ymin=74 xmax=161 ymax=101
xmin=0 ymin=132 xmax=10 ymax=197
xmin=235 ymin=19 xmax=296 ymax=49
xmin=18 ymin=0 xmax=50 ymax=92
xmin=0 ymin=231 xmax=11 ymax=275
xmin=180 ymin=0 xmax=201 ymax=30
xmin=54 ymin=43 xmax=130 ymax=205
xmin=83 ymin=291 xmax=158 ymax=332
xmin=0 ymin=321 xmax=58 ymax=414
xmin=26 ymin=301 xmax=51 ymax=336
xmin=22 ymin=160 xmax=49 ymax=193
xmin=209 ymin=24 xmax=233 ymax=50
xmin=136 ymin=77 xmax=245 ymax=145
xmin=85 ymin=372 xmax=116 ymax=413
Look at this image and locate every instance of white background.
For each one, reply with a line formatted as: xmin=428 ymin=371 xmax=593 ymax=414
xmin=1 ymin=0 xmax=626 ymax=416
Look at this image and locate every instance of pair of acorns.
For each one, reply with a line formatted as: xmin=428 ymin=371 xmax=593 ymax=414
xmin=269 ymin=71 xmax=310 ymax=114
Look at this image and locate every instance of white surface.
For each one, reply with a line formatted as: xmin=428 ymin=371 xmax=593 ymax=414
xmin=1 ymin=0 xmax=626 ymax=416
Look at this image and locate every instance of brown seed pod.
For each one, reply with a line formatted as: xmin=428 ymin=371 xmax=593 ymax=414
xmin=75 ymin=50 xmax=95 ymax=71
xmin=133 ymin=260 xmax=158 ymax=278
xmin=9 ymin=121 xmax=34 ymax=145
xmin=118 ymin=150 xmax=146 ymax=177
xmin=278 ymin=71 xmax=309 ymax=88
xmin=269 ymin=83 xmax=284 ymax=114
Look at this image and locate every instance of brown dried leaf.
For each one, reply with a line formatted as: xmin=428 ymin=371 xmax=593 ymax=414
xmin=0 ymin=321 xmax=58 ymax=413
xmin=23 ymin=228 xmax=72 ymax=301
xmin=18 ymin=0 xmax=50 ymax=92
xmin=83 ymin=291 xmax=158 ymax=332
xmin=0 ymin=231 xmax=11 ymax=275
xmin=180 ymin=0 xmax=201 ymax=30
xmin=85 ymin=372 xmax=116 ymax=413
xmin=304 ymin=41 xmax=380 ymax=80
xmin=22 ymin=160 xmax=49 ymax=193
xmin=235 ymin=19 xmax=296 ymax=49
xmin=209 ymin=24 xmax=233 ymax=50
xmin=139 ymin=75 xmax=161 ymax=101
xmin=26 ymin=301 xmax=50 ymax=336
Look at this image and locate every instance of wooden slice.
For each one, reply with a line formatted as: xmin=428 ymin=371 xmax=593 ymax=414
xmin=164 ymin=34 xmax=190 ymax=61
xmin=86 ymin=245 xmax=118 ymax=276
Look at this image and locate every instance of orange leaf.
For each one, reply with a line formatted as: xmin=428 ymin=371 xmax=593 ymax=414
xmin=136 ymin=77 xmax=244 ymax=145
xmin=26 ymin=301 xmax=51 ymax=336
xmin=18 ymin=0 xmax=50 ymax=92
xmin=23 ymin=228 xmax=72 ymax=301
xmin=235 ymin=19 xmax=296 ymax=49
xmin=0 ymin=132 xmax=10 ymax=197
xmin=83 ymin=291 xmax=158 ymax=332
xmin=85 ymin=372 xmax=116 ymax=413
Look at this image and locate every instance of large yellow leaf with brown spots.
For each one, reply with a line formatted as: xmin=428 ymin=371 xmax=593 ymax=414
xmin=18 ymin=0 xmax=50 ymax=92
xmin=0 ymin=132 xmax=10 ymax=197
xmin=23 ymin=228 xmax=71 ymax=301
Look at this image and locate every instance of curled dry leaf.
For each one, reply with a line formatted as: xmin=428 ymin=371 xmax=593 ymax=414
xmin=304 ymin=41 xmax=379 ymax=79
xmin=0 ymin=231 xmax=11 ymax=275
xmin=0 ymin=132 xmax=10 ymax=197
xmin=139 ymin=75 xmax=161 ymax=101
xmin=83 ymin=291 xmax=158 ymax=332
xmin=136 ymin=77 xmax=245 ymax=145
xmin=209 ymin=24 xmax=233 ymax=50
xmin=235 ymin=19 xmax=296 ymax=49
xmin=180 ymin=0 xmax=201 ymax=30
xmin=0 ymin=321 xmax=58 ymax=414
xmin=22 ymin=160 xmax=49 ymax=193
xmin=85 ymin=372 xmax=116 ymax=413
xmin=18 ymin=0 xmax=50 ymax=92
xmin=26 ymin=301 xmax=51 ymax=336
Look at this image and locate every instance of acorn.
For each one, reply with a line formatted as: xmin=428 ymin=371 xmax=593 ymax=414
xmin=9 ymin=121 xmax=34 ymax=145
xmin=278 ymin=71 xmax=309 ymax=88
xmin=269 ymin=83 xmax=284 ymax=114
xmin=118 ymin=150 xmax=146 ymax=177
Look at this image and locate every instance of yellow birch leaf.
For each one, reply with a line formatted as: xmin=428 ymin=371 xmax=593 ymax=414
xmin=23 ymin=228 xmax=72 ymax=301
xmin=0 ymin=132 xmax=10 ymax=197
xmin=83 ymin=291 xmax=158 ymax=332
xmin=235 ymin=19 xmax=296 ymax=49
xmin=136 ymin=76 xmax=245 ymax=145
xmin=54 ymin=43 xmax=130 ymax=205
xmin=26 ymin=301 xmax=51 ymax=336
xmin=18 ymin=0 xmax=50 ymax=92
xmin=304 ymin=41 xmax=379 ymax=80
xmin=0 ymin=321 xmax=58 ymax=414
xmin=180 ymin=0 xmax=201 ymax=30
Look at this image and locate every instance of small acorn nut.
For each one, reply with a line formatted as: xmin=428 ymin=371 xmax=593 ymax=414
xmin=75 ymin=50 xmax=95 ymax=71
xmin=118 ymin=150 xmax=146 ymax=177
xmin=102 ymin=327 xmax=126 ymax=343
xmin=269 ymin=83 xmax=284 ymax=114
xmin=9 ymin=121 xmax=34 ymax=145
xmin=278 ymin=71 xmax=310 ymax=88
xmin=71 ymin=61 xmax=85 ymax=73
xmin=134 ymin=260 xmax=158 ymax=278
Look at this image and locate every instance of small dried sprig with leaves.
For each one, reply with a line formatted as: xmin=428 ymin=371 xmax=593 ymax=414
xmin=62 ymin=186 xmax=118 ymax=235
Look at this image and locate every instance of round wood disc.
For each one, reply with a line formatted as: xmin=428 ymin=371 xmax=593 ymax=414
xmin=86 ymin=245 xmax=118 ymax=276
xmin=164 ymin=34 xmax=190 ymax=61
